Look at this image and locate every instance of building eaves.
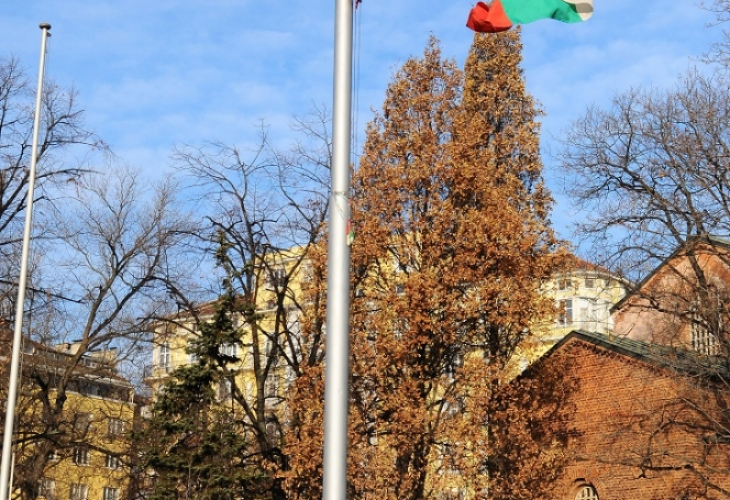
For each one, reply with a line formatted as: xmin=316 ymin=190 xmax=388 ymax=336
xmin=537 ymin=329 xmax=730 ymax=379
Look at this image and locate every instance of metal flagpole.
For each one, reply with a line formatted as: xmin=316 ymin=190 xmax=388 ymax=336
xmin=323 ymin=0 xmax=353 ymax=498
xmin=0 ymin=22 xmax=51 ymax=500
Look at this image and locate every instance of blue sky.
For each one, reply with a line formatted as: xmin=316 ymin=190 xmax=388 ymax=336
xmin=0 ymin=0 xmax=721 ymax=240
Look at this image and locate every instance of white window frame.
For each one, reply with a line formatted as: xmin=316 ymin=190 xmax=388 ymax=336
xmin=266 ymin=267 xmax=287 ymax=289
xmin=70 ymin=484 xmax=88 ymax=500
xmin=105 ymin=454 xmax=121 ymax=469
xmin=558 ymin=278 xmax=573 ymax=291
xmin=108 ymin=418 xmax=125 ymax=437
xmin=265 ymin=372 xmax=281 ymax=399
xmin=158 ymin=342 xmax=171 ymax=368
xmin=73 ymin=446 xmax=90 ymax=466
xmin=219 ymin=343 xmax=238 ymax=357
xmin=575 ymin=485 xmax=599 ymax=500
xmin=38 ymin=478 xmax=55 ymax=499
xmin=691 ymin=319 xmax=719 ymax=355
xmin=218 ymin=378 xmax=232 ymax=400
xmin=102 ymin=487 xmax=119 ymax=500
xmin=74 ymin=412 xmax=93 ymax=434
xmin=558 ymin=299 xmax=573 ymax=325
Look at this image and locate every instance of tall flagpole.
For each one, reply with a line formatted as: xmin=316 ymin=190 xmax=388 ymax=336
xmin=0 ymin=22 xmax=51 ymax=500
xmin=323 ymin=0 xmax=353 ymax=499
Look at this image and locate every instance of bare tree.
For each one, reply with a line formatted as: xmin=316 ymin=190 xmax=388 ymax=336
xmin=559 ymin=68 xmax=730 ymax=278
xmin=0 ymin=57 xmax=104 ymax=303
xmin=139 ymin=116 xmax=331 ymax=500
xmin=1 ymin=165 xmax=191 ymax=500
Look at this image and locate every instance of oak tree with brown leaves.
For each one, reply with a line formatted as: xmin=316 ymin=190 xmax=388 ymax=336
xmin=288 ymin=33 xmax=567 ymax=500
xmin=346 ymin=32 xmax=565 ymax=500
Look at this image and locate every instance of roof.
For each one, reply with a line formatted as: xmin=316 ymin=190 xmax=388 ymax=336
xmin=552 ymin=255 xmax=633 ymax=289
xmin=534 ymin=329 xmax=730 ymax=378
xmin=567 ymin=255 xmax=613 ymax=275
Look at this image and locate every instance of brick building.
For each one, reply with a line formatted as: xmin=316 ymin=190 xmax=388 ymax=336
xmin=525 ymin=330 xmax=730 ymax=500
xmin=612 ymin=235 xmax=730 ymax=351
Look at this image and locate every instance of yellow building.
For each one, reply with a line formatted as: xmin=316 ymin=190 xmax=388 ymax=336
xmin=143 ymin=245 xmax=314 ymax=414
xmin=512 ymin=257 xmax=631 ymax=371
xmin=9 ymin=339 xmax=135 ymax=500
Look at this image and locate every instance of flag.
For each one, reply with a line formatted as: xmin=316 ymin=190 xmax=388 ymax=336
xmin=467 ymin=0 xmax=593 ymax=33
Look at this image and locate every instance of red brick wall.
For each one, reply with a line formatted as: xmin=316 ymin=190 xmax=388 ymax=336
xmin=532 ymin=337 xmax=730 ymax=500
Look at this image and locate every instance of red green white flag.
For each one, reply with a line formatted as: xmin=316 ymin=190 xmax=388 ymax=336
xmin=467 ymin=0 xmax=593 ymax=33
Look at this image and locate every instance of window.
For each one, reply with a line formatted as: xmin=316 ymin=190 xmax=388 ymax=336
xmin=266 ymin=267 xmax=287 ymax=289
xmin=439 ymin=489 xmax=465 ymax=500
xmin=440 ymin=443 xmax=460 ymax=475
xmin=558 ymin=279 xmax=573 ymax=290
xmin=218 ymin=379 xmax=232 ymax=400
xmin=691 ymin=321 xmax=719 ymax=355
xmin=584 ymin=277 xmax=595 ymax=288
xmin=73 ymin=446 xmax=90 ymax=466
xmin=581 ymin=299 xmax=598 ymax=325
xmin=393 ymin=318 xmax=409 ymax=340
xmin=265 ymin=372 xmax=281 ymax=400
xmin=70 ymin=484 xmax=88 ymax=500
xmin=105 ymin=454 xmax=121 ymax=469
xmin=108 ymin=418 xmax=125 ymax=437
xmin=443 ymin=353 xmax=463 ymax=381
xmin=690 ymin=295 xmax=721 ymax=355
xmin=102 ymin=488 xmax=119 ymax=500
xmin=443 ymin=398 xmax=464 ymax=418
xmin=187 ymin=351 xmax=199 ymax=365
xmin=265 ymin=418 xmax=281 ymax=441
xmin=38 ymin=478 xmax=55 ymax=499
xmin=74 ymin=413 xmax=93 ymax=434
xmin=300 ymin=264 xmax=313 ymax=283
xmin=158 ymin=343 xmax=171 ymax=368
xmin=265 ymin=338 xmax=276 ymax=357
xmin=558 ymin=299 xmax=573 ymax=325
xmin=219 ymin=343 xmax=238 ymax=357
xmin=575 ymin=485 xmax=599 ymax=500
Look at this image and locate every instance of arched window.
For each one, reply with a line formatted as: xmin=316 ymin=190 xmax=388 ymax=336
xmin=575 ymin=485 xmax=599 ymax=500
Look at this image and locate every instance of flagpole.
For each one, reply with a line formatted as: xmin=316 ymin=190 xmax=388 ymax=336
xmin=323 ymin=0 xmax=353 ymax=498
xmin=0 ymin=23 xmax=51 ymax=500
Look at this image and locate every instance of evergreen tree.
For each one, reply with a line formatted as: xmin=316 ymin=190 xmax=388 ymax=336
xmin=135 ymin=246 xmax=267 ymax=500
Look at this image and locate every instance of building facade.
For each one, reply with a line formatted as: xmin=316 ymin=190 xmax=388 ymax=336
xmin=4 ymin=339 xmax=136 ymax=500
